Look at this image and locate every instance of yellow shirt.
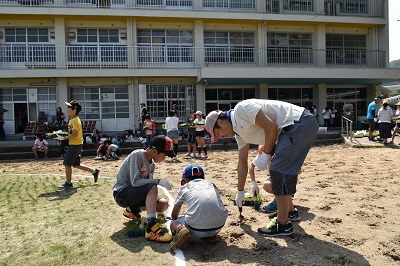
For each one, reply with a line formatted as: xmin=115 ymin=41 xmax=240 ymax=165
xmin=68 ymin=116 xmax=83 ymax=145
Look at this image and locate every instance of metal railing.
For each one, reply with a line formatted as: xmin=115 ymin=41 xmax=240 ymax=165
xmin=0 ymin=0 xmax=386 ymax=18
xmin=341 ymin=115 xmax=353 ymax=142
xmin=0 ymin=45 xmax=387 ymax=69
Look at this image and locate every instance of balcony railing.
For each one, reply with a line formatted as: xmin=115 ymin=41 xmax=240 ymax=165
xmin=0 ymin=0 xmax=385 ymax=18
xmin=0 ymin=45 xmax=387 ymax=69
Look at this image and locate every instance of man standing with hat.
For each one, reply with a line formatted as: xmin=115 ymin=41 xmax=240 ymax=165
xmin=204 ymin=99 xmax=319 ymax=236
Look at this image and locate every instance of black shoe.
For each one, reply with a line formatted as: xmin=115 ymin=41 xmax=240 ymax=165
xmin=258 ymin=217 xmax=293 ymax=236
xmin=57 ymin=182 xmax=73 ymax=189
xmin=93 ymin=169 xmax=100 ymax=183
xmin=268 ymin=209 xmax=300 ymax=222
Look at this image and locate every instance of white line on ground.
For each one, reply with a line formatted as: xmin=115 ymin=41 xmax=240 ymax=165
xmin=0 ymin=173 xmax=112 ymax=179
xmin=159 ymin=186 xmax=187 ymax=266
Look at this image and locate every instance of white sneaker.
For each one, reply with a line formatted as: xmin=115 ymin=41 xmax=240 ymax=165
xmin=185 ymin=152 xmax=190 ymax=156
xmin=190 ymin=153 xmax=195 ymax=157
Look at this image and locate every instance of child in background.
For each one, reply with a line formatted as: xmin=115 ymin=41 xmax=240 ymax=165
xmin=185 ymin=111 xmax=197 ymax=157
xmin=103 ymin=140 xmax=122 ymax=160
xmin=194 ymin=111 xmax=207 ymax=158
xmin=32 ymin=133 xmax=49 ymax=159
xmin=143 ymin=114 xmax=156 ymax=149
xmin=113 ymin=135 xmax=176 ymax=243
xmin=169 ymin=164 xmax=228 ymax=249
xmin=57 ymin=100 xmax=99 ymax=189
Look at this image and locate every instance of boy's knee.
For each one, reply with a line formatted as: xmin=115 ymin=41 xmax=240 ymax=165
xmin=263 ymin=181 xmax=273 ymax=194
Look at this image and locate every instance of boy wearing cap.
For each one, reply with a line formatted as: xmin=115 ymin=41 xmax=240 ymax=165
xmin=169 ymin=164 xmax=228 ymax=249
xmin=113 ymin=135 xmax=176 ymax=243
xmin=57 ymin=100 xmax=100 ymax=189
xmin=204 ymin=99 xmax=318 ymax=236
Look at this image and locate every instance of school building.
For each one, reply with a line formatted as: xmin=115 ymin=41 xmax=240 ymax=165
xmin=1 ymin=0 xmax=400 ymax=134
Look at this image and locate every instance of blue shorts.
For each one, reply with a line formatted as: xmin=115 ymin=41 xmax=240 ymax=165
xmin=270 ymin=112 xmax=319 ymax=195
xmin=167 ymin=130 xmax=179 ymax=140
xmin=173 ymin=217 xmax=222 ymax=239
xmin=187 ymin=134 xmax=196 ymax=143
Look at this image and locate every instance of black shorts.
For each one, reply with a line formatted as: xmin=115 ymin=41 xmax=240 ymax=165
xmin=368 ymin=119 xmax=376 ymax=131
xmin=63 ymin=144 xmax=82 ymax=167
xmin=195 ymin=131 xmax=205 ymax=137
xmin=113 ymin=183 xmax=157 ymax=210
xmin=187 ymin=134 xmax=196 ymax=143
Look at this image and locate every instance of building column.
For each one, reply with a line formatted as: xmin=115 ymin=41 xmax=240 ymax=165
xmin=259 ymin=83 xmax=268 ymax=99
xmin=194 ymin=20 xmax=204 ymax=67
xmin=54 ymin=18 xmax=66 ymax=69
xmin=316 ymin=83 xmax=327 ymax=126
xmin=128 ymin=18 xmax=137 ymax=68
xmin=257 ymin=21 xmax=267 ymax=67
xmin=57 ymin=78 xmax=68 ymax=106
xmin=129 ymin=77 xmax=139 ymax=130
xmin=313 ymin=24 xmax=326 ymax=67
xmin=196 ymin=84 xmax=205 ymax=113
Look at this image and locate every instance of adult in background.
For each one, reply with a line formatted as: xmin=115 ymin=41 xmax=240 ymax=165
xmin=185 ymin=110 xmax=197 ymax=157
xmin=322 ymin=107 xmax=332 ymax=128
xmin=143 ymin=114 xmax=156 ymax=149
xmin=205 ymin=99 xmax=319 ymax=236
xmin=165 ymin=110 xmax=180 ymax=161
xmin=377 ymin=101 xmax=393 ymax=145
xmin=343 ymin=99 xmax=354 ymax=122
xmin=139 ymin=103 xmax=147 ymax=133
xmin=171 ymin=103 xmax=179 ymax=117
xmin=366 ymin=96 xmax=382 ymax=141
xmin=55 ymin=107 xmax=65 ymax=130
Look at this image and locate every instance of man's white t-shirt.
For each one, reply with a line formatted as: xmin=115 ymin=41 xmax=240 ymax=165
xmin=232 ymin=99 xmax=305 ymax=149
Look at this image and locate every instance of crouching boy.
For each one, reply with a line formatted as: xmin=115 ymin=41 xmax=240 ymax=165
xmin=170 ymin=164 xmax=228 ymax=249
xmin=112 ymin=135 xmax=176 ymax=243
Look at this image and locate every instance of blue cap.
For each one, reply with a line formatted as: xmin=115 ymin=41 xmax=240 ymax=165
xmin=182 ymin=164 xmax=205 ymax=180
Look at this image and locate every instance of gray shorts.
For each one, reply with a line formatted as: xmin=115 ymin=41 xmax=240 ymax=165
xmin=113 ymin=183 xmax=162 ymax=210
xmin=173 ymin=217 xmax=222 ymax=239
xmin=63 ymin=144 xmax=82 ymax=167
xmin=270 ymin=112 xmax=319 ymax=195
xmin=167 ymin=130 xmax=179 ymax=140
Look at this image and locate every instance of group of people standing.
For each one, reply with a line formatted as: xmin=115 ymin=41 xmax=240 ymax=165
xmin=139 ymin=102 xmax=209 ymax=161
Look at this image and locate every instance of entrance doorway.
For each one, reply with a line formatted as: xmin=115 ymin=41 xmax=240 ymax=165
xmin=14 ymin=103 xmax=28 ymax=133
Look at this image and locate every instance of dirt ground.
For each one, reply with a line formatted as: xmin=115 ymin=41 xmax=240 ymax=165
xmin=1 ymin=144 xmax=400 ymax=265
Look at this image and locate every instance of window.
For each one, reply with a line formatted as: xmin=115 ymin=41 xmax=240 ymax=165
xmin=326 ymin=34 xmax=366 ymax=65
xmin=145 ymin=84 xmax=195 ymax=121
xmin=327 ymin=87 xmax=367 ymax=122
xmin=37 ymin=87 xmax=57 ymax=117
xmin=267 ymin=87 xmax=313 ymax=107
xmin=204 ymin=31 xmax=255 ymax=64
xmin=69 ymin=29 xmax=127 ymax=65
xmin=205 ymin=88 xmax=255 ymax=114
xmin=3 ymin=28 xmax=55 ymax=65
xmin=137 ymin=29 xmax=193 ymax=66
xmin=203 ymin=0 xmax=255 ymax=9
xmin=267 ymin=32 xmax=313 ymax=64
xmin=71 ymin=86 xmax=128 ymax=120
xmin=283 ymin=0 xmax=313 ymax=12
xmin=336 ymin=0 xmax=367 ymax=15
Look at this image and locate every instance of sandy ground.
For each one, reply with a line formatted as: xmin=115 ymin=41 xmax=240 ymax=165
xmin=1 ymin=144 xmax=400 ymax=265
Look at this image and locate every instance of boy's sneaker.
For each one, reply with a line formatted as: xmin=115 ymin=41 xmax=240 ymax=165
xmin=145 ymin=222 xmax=173 ymax=243
xmin=57 ymin=182 xmax=73 ymax=189
xmin=202 ymin=154 xmax=208 ymax=159
xmin=185 ymin=152 xmax=191 ymax=156
xmin=93 ymin=169 xmax=100 ymax=183
xmin=267 ymin=208 xmax=300 ymax=222
xmin=262 ymin=199 xmax=277 ymax=213
xmin=257 ymin=217 xmax=293 ymax=236
xmin=123 ymin=208 xmax=141 ymax=220
xmin=190 ymin=153 xmax=195 ymax=157
xmin=170 ymin=224 xmax=191 ymax=249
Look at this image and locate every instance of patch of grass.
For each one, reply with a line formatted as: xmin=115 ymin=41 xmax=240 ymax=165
xmin=0 ymin=173 xmax=136 ymax=266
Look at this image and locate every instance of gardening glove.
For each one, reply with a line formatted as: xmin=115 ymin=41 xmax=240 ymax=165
xmin=250 ymin=181 xmax=259 ymax=195
xmin=235 ymin=190 xmax=245 ymax=208
xmin=373 ymin=117 xmax=377 ymax=122
xmin=158 ymin=179 xmax=173 ymax=190
xmin=252 ymin=152 xmax=270 ymax=171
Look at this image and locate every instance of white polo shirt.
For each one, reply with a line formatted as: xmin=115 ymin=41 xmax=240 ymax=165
xmin=232 ymin=99 xmax=305 ymax=149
